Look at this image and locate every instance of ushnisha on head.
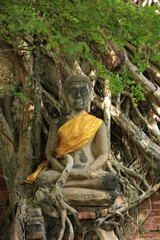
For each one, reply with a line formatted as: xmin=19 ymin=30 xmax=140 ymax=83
xmin=63 ymin=74 xmax=92 ymax=113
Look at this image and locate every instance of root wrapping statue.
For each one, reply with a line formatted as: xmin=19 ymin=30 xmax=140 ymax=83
xmin=26 ymin=74 xmax=118 ymax=210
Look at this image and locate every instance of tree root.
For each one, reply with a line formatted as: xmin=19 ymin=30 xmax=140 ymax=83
xmin=58 ymin=209 xmax=66 ymax=240
xmin=96 ymin=182 xmax=160 ymax=227
xmin=39 ymin=202 xmax=59 ymax=218
xmin=111 ymin=154 xmax=150 ymax=190
xmin=66 ymin=216 xmax=74 ymax=240
xmin=122 ymin=91 xmax=160 ymax=144
xmin=93 ymin=93 xmax=160 ymax=169
xmin=36 ymin=154 xmax=80 ymax=239
xmin=43 ymin=89 xmax=62 ymax=116
xmin=50 ymin=154 xmax=78 ymax=239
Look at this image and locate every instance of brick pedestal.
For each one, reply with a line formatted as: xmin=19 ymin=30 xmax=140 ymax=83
xmin=26 ymin=207 xmax=46 ymax=240
xmin=126 ymin=192 xmax=160 ymax=240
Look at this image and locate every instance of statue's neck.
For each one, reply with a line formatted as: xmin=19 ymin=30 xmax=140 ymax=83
xmin=68 ymin=110 xmax=86 ymax=119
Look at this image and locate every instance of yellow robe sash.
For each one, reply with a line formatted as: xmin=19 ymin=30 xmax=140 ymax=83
xmin=25 ymin=111 xmax=102 ymax=184
xmin=56 ymin=111 xmax=103 ymax=159
xmin=24 ymin=161 xmax=47 ymax=184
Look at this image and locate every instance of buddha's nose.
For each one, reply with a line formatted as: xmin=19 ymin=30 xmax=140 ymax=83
xmin=77 ymin=89 xmax=81 ymax=98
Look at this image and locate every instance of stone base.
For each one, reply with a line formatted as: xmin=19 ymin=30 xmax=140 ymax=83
xmin=44 ymin=215 xmax=118 ymax=240
xmin=25 ymin=206 xmax=117 ymax=240
xmin=26 ymin=207 xmax=46 ymax=240
xmin=75 ymin=206 xmax=108 ymax=220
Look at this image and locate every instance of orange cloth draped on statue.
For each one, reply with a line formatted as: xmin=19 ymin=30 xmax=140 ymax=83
xmin=25 ymin=111 xmax=102 ymax=183
xmin=24 ymin=161 xmax=47 ymax=184
xmin=56 ymin=111 xmax=103 ymax=158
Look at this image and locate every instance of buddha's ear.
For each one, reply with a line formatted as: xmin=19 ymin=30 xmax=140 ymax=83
xmin=86 ymin=91 xmax=92 ymax=113
xmin=65 ymin=102 xmax=71 ymax=114
xmin=61 ymin=89 xmax=65 ymax=102
xmin=87 ymin=102 xmax=91 ymax=113
xmin=62 ymin=89 xmax=71 ymax=114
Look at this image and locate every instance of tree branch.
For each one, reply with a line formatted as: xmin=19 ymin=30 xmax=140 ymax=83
xmin=124 ymin=55 xmax=160 ymax=105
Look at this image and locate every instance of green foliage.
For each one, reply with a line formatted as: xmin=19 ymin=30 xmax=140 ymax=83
xmin=96 ymin=61 xmax=108 ymax=80
xmin=3 ymin=175 xmax=9 ymax=181
xmin=123 ymin=72 xmax=145 ymax=103
xmin=109 ymin=73 xmax=123 ymax=94
xmin=131 ymin=83 xmax=145 ymax=103
xmin=96 ymin=61 xmax=123 ymax=95
xmin=0 ymin=0 xmax=159 ymax=100
xmin=32 ymin=198 xmax=38 ymax=208
xmin=1 ymin=0 xmax=159 ymax=57
xmin=20 ymin=175 xmax=25 ymax=184
xmin=0 ymin=83 xmax=30 ymax=102
xmin=96 ymin=61 xmax=145 ymax=102
xmin=137 ymin=61 xmax=148 ymax=73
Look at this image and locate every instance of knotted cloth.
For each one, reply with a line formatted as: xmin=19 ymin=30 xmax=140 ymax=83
xmin=25 ymin=111 xmax=102 ymax=183
xmin=56 ymin=111 xmax=102 ymax=158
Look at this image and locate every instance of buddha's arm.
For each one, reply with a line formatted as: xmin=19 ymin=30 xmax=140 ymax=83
xmin=45 ymin=121 xmax=64 ymax=172
xmin=89 ymin=121 xmax=108 ymax=171
xmin=70 ymin=122 xmax=108 ymax=179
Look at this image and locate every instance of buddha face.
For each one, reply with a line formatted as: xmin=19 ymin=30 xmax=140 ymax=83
xmin=66 ymin=81 xmax=91 ymax=111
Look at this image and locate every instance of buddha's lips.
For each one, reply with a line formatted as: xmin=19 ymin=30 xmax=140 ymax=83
xmin=74 ymin=100 xmax=84 ymax=105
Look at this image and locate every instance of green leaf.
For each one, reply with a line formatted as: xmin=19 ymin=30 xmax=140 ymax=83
xmin=3 ymin=175 xmax=9 ymax=181
xmin=46 ymin=43 xmax=51 ymax=52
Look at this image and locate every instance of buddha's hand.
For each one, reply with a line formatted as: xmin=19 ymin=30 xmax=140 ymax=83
xmin=70 ymin=167 xmax=94 ymax=179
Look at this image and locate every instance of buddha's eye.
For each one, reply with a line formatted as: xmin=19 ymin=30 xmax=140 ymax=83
xmin=68 ymin=85 xmax=90 ymax=99
xmin=68 ymin=87 xmax=76 ymax=94
xmin=68 ymin=87 xmax=78 ymax=98
xmin=80 ymin=87 xmax=88 ymax=95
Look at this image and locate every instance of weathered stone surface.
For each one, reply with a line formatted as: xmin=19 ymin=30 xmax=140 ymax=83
xmin=65 ymin=172 xmax=118 ymax=191
xmin=36 ymin=169 xmax=59 ymax=186
xmin=63 ymin=187 xmax=117 ymax=206
xmin=40 ymin=75 xmax=118 ymax=212
xmin=96 ymin=229 xmax=118 ymax=240
xmin=102 ymin=172 xmax=118 ymax=191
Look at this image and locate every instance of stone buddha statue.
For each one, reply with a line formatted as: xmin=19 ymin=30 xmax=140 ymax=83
xmin=31 ymin=74 xmax=117 ymax=210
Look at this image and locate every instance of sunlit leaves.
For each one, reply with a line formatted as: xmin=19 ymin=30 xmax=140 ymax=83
xmin=1 ymin=0 xmax=159 ymax=59
xmin=0 ymin=0 xmax=159 ymax=98
xmin=96 ymin=61 xmax=123 ymax=95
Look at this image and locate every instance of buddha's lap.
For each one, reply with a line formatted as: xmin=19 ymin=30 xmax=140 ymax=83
xmin=37 ymin=168 xmax=117 ymax=191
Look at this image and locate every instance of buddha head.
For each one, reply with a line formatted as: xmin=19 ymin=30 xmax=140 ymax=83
xmin=63 ymin=74 xmax=92 ymax=113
